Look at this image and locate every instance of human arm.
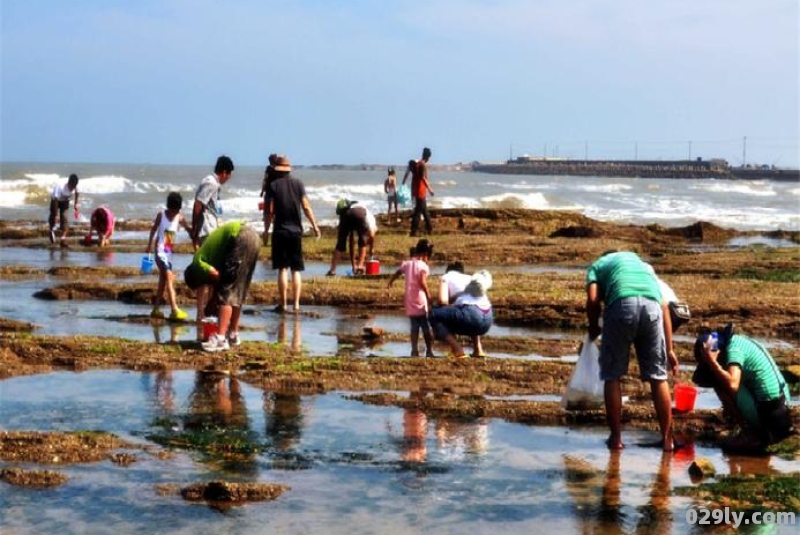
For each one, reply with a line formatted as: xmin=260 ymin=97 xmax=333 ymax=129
xmin=402 ymin=167 xmax=411 ymax=185
xmin=387 ymin=268 xmax=403 ymax=288
xmin=146 ymin=213 xmax=161 ymax=254
xmin=191 ymin=200 xmax=204 ymax=248
xmin=698 ymin=345 xmax=742 ymax=396
xmin=263 ymin=199 xmax=275 ymax=246
xmin=301 ymin=196 xmax=321 ymax=238
xmin=438 ymin=278 xmax=450 ymax=305
xmin=348 ymin=232 xmax=356 ymax=272
xmin=180 ymin=215 xmax=193 ymax=240
xmin=420 ymin=271 xmax=431 ymax=307
xmin=420 ymin=163 xmax=433 ymax=196
xmin=662 ymin=303 xmax=678 ymax=374
xmin=73 ymin=190 xmax=80 ymax=218
xmin=586 ymin=283 xmax=602 ymax=340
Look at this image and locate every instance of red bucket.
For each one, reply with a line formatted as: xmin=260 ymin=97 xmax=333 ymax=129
xmin=674 ymin=383 xmax=698 ymax=412
xmin=201 ymin=318 xmax=218 ymax=342
xmin=258 ymin=200 xmax=265 ymax=211
xmin=365 ymin=259 xmax=380 ymax=275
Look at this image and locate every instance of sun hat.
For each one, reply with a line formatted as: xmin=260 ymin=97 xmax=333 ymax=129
xmin=273 ymin=155 xmax=291 ymax=172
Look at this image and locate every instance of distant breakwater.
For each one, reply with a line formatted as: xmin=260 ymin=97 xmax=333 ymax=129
xmin=472 ymin=160 xmax=800 ymax=182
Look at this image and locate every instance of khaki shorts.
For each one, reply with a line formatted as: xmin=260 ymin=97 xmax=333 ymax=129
xmin=215 ymin=226 xmax=260 ymax=307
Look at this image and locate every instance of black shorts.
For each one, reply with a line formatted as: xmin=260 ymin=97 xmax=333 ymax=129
xmin=271 ymin=230 xmax=305 ymax=271
xmin=215 ymin=226 xmax=260 ymax=307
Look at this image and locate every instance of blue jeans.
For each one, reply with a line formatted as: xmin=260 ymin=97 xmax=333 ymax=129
xmin=430 ymin=304 xmax=492 ymax=340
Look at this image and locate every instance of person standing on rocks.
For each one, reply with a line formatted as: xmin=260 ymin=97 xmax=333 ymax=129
xmin=585 ymin=250 xmax=678 ymax=451
xmin=191 ymin=155 xmax=235 ymax=250
xmin=48 ymin=173 xmax=80 ymax=246
xmin=402 ymin=147 xmax=434 ymax=237
xmin=263 ymin=155 xmax=321 ymax=313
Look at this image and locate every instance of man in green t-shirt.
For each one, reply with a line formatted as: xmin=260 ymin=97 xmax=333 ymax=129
xmin=586 ymin=251 xmax=678 ymax=451
xmin=184 ymin=221 xmax=260 ymax=352
xmin=694 ymin=325 xmax=793 ymax=451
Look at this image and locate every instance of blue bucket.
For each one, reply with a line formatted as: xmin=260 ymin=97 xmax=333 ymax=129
xmin=397 ymin=184 xmax=411 ymax=206
xmin=140 ymin=255 xmax=154 ymax=275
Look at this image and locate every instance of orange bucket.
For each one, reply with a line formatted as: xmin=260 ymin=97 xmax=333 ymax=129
xmin=674 ymin=383 xmax=698 ymax=412
xmin=201 ymin=318 xmax=218 ymax=341
xmin=365 ymin=259 xmax=380 ymax=275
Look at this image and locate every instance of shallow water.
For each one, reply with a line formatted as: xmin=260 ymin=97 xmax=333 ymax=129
xmin=1 ymin=370 xmax=797 ymax=535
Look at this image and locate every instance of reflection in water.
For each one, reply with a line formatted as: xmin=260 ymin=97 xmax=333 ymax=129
xmin=154 ymin=370 xmax=175 ymax=413
xmin=564 ymin=451 xmax=674 ymax=535
xmin=151 ymin=323 xmax=188 ymax=344
xmin=95 ymin=250 xmax=115 ymax=265
xmin=435 ymin=417 xmax=489 ymax=460
xmin=402 ymin=408 xmax=428 ymax=463
xmin=263 ymin=391 xmax=307 ymax=451
xmin=185 ymin=373 xmax=258 ymax=475
xmin=277 ymin=315 xmax=303 ymax=353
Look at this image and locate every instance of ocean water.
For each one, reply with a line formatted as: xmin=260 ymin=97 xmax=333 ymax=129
xmin=1 ymin=161 xmax=799 ymax=231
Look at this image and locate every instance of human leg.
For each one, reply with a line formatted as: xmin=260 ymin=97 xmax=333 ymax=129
xmin=598 ymin=299 xmax=638 ymax=449
xmin=277 ymin=268 xmax=288 ymax=310
xmin=48 ymin=199 xmax=58 ymax=242
xmin=291 ymin=270 xmax=302 ymax=312
xmin=153 ymin=267 xmax=167 ymax=308
xmin=420 ymin=198 xmax=432 ymax=234
xmin=58 ymin=201 xmax=69 ymax=240
xmin=217 ymin=304 xmax=233 ymax=338
xmin=410 ymin=200 xmax=421 ymax=236
xmin=420 ymin=318 xmax=434 ymax=357
xmin=649 ymin=379 xmax=674 ymax=451
xmin=409 ymin=317 xmax=420 ymax=356
xmin=604 ymin=379 xmax=624 ymax=449
xmin=472 ymin=336 xmax=485 ymax=357
xmin=633 ymin=297 xmax=672 ymax=449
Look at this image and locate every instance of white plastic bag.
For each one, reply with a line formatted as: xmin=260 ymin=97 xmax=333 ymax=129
xmin=561 ymin=335 xmax=604 ymax=410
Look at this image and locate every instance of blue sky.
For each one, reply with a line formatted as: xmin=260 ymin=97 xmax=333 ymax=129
xmin=2 ymin=0 xmax=798 ymax=167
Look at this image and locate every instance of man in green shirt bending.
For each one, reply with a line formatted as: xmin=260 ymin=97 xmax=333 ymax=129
xmin=586 ymin=251 xmax=678 ymax=451
xmin=184 ymin=221 xmax=260 ymax=352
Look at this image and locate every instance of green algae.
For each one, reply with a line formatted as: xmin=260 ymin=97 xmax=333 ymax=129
xmin=675 ymin=472 xmax=800 ymax=511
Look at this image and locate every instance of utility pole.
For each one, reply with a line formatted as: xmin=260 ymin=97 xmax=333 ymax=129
xmin=509 ymin=143 xmax=513 ymax=162
xmin=584 ymin=141 xmax=588 ymax=161
xmin=688 ymin=141 xmax=692 ymax=160
xmin=742 ymin=136 xmax=747 ymax=167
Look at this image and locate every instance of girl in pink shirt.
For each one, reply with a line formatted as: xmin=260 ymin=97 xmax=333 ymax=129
xmin=388 ymin=239 xmax=434 ymax=357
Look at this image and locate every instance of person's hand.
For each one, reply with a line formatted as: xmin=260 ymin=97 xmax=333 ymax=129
xmin=262 ymin=231 xmax=269 ymax=247
xmin=73 ymin=209 xmax=80 ymax=219
xmin=667 ymin=348 xmax=679 ymax=374
xmin=314 ymin=227 xmax=321 ymax=240
xmin=208 ymin=267 xmax=220 ymax=283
